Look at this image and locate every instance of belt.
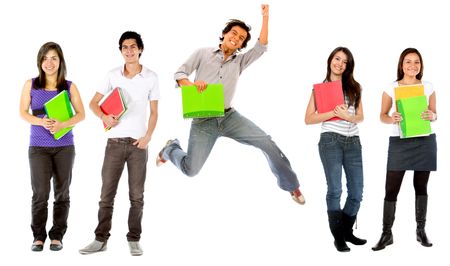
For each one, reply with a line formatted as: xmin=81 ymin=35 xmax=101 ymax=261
xmin=32 ymin=108 xmax=46 ymax=116
xmin=109 ymin=137 xmax=136 ymax=144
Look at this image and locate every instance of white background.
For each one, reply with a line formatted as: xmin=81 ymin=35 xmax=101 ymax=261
xmin=1 ymin=0 xmax=448 ymax=265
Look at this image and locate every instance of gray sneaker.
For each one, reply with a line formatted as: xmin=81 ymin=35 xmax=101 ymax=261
xmin=128 ymin=241 xmax=143 ymax=256
xmin=79 ymin=240 xmax=107 ymax=255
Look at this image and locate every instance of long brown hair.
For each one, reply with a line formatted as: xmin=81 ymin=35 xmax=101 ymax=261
xmin=396 ymin=48 xmax=423 ymax=81
xmin=34 ymin=42 xmax=68 ymax=91
xmin=325 ymin=47 xmax=361 ymax=108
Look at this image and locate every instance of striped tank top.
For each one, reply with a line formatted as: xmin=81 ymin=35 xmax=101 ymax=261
xmin=320 ymin=97 xmax=359 ymax=136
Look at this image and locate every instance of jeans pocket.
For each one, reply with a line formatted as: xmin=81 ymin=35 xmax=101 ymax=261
xmin=105 ymin=140 xmax=119 ymax=152
xmin=353 ymin=136 xmax=362 ymax=149
xmin=319 ymin=132 xmax=336 ymax=147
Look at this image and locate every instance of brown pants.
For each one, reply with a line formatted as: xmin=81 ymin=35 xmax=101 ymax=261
xmin=94 ymin=138 xmax=148 ymax=242
xmin=29 ymin=145 xmax=75 ymax=242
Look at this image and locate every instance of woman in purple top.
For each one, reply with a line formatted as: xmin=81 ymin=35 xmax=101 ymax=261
xmin=19 ymin=42 xmax=85 ymax=252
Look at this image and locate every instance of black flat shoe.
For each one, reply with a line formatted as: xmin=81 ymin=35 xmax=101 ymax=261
xmin=31 ymin=243 xmax=44 ymax=252
xmin=50 ymin=242 xmax=63 ymax=251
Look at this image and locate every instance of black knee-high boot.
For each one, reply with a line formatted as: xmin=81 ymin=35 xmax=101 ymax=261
xmin=416 ymin=195 xmax=432 ymax=247
xmin=327 ymin=211 xmax=350 ymax=252
xmin=342 ymin=212 xmax=367 ymax=245
xmin=372 ymin=200 xmax=396 ymax=251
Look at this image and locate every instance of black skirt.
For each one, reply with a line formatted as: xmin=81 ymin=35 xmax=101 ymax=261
xmin=387 ymin=134 xmax=437 ymax=171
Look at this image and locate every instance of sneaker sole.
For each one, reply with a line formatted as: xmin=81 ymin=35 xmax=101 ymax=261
xmin=292 ymin=195 xmax=306 ymax=205
xmin=156 ymin=154 xmax=166 ymax=167
xmin=79 ymin=247 xmax=107 ymax=255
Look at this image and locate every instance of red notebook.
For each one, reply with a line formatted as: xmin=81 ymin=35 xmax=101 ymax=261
xmin=313 ymin=80 xmax=344 ymax=121
xmin=99 ymin=87 xmax=127 ymax=131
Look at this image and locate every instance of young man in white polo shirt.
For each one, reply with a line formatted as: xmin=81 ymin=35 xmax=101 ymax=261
xmin=79 ymin=31 xmax=159 ymax=256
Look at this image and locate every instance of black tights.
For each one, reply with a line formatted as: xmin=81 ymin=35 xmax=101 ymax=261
xmin=384 ymin=170 xmax=430 ymax=202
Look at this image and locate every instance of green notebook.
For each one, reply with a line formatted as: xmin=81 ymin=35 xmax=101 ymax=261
xmin=396 ymin=95 xmax=431 ymax=138
xmin=44 ymin=90 xmax=74 ymax=140
xmin=181 ymin=84 xmax=225 ymax=118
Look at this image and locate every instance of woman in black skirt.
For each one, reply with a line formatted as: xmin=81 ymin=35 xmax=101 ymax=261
xmin=372 ymin=48 xmax=437 ymax=251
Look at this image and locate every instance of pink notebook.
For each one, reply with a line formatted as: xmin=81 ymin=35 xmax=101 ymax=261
xmin=313 ymin=80 xmax=344 ymax=121
xmin=99 ymin=87 xmax=127 ymax=131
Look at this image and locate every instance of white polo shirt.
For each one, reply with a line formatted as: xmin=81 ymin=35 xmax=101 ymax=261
xmin=98 ymin=65 xmax=160 ymax=139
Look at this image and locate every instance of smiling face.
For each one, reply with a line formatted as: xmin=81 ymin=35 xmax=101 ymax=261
xmin=121 ymin=38 xmax=142 ymax=63
xmin=41 ymin=49 xmax=60 ymax=77
xmin=221 ymin=25 xmax=248 ymax=52
xmin=402 ymin=53 xmax=421 ymax=78
xmin=329 ymin=50 xmax=348 ymax=79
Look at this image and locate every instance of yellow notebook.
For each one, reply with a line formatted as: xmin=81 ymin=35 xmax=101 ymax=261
xmin=394 ymin=84 xmax=424 ymax=100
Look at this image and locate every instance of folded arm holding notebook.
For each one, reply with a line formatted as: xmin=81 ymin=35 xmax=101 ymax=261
xmin=305 ymin=94 xmax=363 ymax=125
xmin=380 ymin=91 xmax=437 ymax=125
xmin=334 ymin=103 xmax=363 ymax=123
xmin=20 ymin=80 xmax=85 ymax=136
xmin=48 ymin=84 xmax=85 ymax=135
xmin=90 ymin=92 xmax=120 ymax=129
xmin=177 ymin=78 xmax=207 ymax=92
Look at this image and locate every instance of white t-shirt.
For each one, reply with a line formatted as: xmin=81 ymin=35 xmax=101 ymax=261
xmin=385 ymin=80 xmax=434 ymax=137
xmin=98 ymin=65 xmax=160 ymax=139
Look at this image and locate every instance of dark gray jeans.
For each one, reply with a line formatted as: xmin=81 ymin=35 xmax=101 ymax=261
xmin=94 ymin=138 xmax=148 ymax=242
xmin=29 ymin=145 xmax=75 ymax=242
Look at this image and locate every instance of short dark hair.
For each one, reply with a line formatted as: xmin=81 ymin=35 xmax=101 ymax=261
xmin=397 ymin=48 xmax=423 ymax=81
xmin=119 ymin=31 xmax=144 ymax=57
xmin=220 ymin=19 xmax=251 ymax=50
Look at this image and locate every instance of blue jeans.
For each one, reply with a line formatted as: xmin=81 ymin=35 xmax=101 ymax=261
xmin=95 ymin=138 xmax=148 ymax=242
xmin=318 ymin=132 xmax=363 ymax=216
xmin=162 ymin=109 xmax=300 ymax=192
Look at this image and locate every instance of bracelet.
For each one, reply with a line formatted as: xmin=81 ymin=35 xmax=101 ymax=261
xmin=432 ymin=113 xmax=437 ymax=121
